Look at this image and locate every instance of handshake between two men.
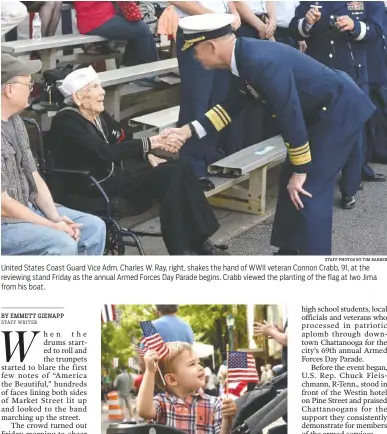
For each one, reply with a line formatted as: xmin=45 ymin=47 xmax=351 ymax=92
xmin=147 ymin=125 xmax=192 ymax=167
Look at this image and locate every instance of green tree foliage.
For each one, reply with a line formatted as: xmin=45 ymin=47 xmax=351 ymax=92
xmin=178 ymin=304 xmax=248 ymax=356
xmin=101 ymin=305 xmax=248 ymax=369
xmin=101 ymin=305 xmax=154 ymax=370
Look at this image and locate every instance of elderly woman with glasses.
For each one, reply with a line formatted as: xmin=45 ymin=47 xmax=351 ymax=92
xmin=47 ymin=67 xmax=227 ymax=256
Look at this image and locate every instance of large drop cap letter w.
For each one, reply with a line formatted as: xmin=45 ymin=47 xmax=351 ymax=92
xmin=2 ymin=331 xmax=40 ymax=362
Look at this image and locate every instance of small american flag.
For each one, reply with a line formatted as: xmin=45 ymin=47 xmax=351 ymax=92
xmin=228 ymin=381 xmax=248 ymax=400
xmin=228 ymin=352 xmax=259 ymax=383
xmin=101 ymin=305 xmax=116 ymax=323
xmin=140 ymin=321 xmax=169 ymax=360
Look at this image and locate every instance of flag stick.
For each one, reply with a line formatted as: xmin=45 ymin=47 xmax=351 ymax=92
xmin=226 ymin=344 xmax=229 ymax=398
xmin=156 ymin=362 xmax=166 ymax=387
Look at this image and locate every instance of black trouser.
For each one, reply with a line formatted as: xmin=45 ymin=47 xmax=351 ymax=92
xmin=88 ymin=14 xmax=158 ymax=67
xmin=366 ymin=85 xmax=387 ymax=163
xmin=104 ymin=160 xmax=220 ymax=255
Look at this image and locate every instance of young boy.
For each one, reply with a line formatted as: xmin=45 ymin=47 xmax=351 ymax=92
xmin=137 ymin=342 xmax=237 ymax=434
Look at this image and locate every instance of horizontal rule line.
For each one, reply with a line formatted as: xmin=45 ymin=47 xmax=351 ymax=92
xmin=1 ymin=307 xmax=64 ymax=309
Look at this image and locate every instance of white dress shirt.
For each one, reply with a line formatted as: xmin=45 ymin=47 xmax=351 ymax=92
xmin=276 ymin=1 xmax=299 ymax=28
xmin=230 ymin=44 xmax=239 ymax=77
xmin=175 ymin=1 xmax=229 ymax=18
xmin=247 ymin=1 xmax=267 ymax=15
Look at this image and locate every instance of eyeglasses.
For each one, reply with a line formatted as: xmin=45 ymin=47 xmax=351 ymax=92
xmin=7 ymin=81 xmax=35 ymax=92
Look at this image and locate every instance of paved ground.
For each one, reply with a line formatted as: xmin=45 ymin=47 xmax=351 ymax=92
xmin=229 ymin=163 xmax=387 ymax=255
xmin=122 ymin=163 xmax=387 ymax=256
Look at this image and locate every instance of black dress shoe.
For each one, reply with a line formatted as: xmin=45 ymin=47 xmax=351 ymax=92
xmin=341 ymin=196 xmax=356 ymax=210
xmin=194 ymin=240 xmax=230 ymax=255
xmin=362 ymin=173 xmax=386 ymax=182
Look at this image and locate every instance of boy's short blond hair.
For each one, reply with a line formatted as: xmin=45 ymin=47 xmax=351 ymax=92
xmin=156 ymin=341 xmax=193 ymax=390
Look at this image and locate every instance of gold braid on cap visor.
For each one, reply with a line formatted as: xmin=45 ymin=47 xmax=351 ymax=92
xmin=182 ymin=36 xmax=206 ymax=51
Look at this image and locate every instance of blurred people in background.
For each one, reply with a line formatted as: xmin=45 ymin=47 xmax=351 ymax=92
xmin=158 ymin=4 xmax=179 ymax=41
xmin=101 ymin=382 xmax=107 ymax=408
xmin=1 ymin=1 xmax=27 ymax=36
xmin=254 ymin=320 xmax=288 ymax=374
xmin=274 ymin=0 xmax=307 ymax=51
xmin=266 ymin=364 xmax=274 ymax=381
xmin=22 ymin=1 xmax=62 ymax=36
xmin=133 ymin=372 xmax=143 ymax=394
xmin=153 ymin=305 xmax=195 ymax=343
xmin=235 ymin=1 xmax=277 ymax=40
xmin=204 ymin=367 xmax=218 ymax=396
xmin=114 ymin=367 xmax=134 ymax=422
xmin=74 ymin=1 xmax=159 ymax=70
xmin=260 ymin=365 xmax=268 ymax=383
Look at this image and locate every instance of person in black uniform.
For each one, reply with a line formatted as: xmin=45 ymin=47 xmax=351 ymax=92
xmin=163 ymin=13 xmax=376 ymax=255
xmin=48 ymin=66 xmax=226 ymax=256
xmin=289 ymin=1 xmax=386 ymax=210
xmin=366 ymin=2 xmax=387 ymax=164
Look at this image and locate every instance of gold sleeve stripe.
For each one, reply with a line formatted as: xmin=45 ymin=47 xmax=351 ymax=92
xmin=208 ymin=109 xmax=226 ymax=131
xmin=286 ymin=142 xmax=310 ymax=155
xmin=290 ymin=148 xmax=311 ymax=157
xmin=290 ymin=150 xmax=312 ymax=166
xmin=216 ymin=105 xmax=232 ymax=123
xmin=205 ymin=109 xmax=226 ymax=132
xmin=213 ymin=106 xmax=230 ymax=126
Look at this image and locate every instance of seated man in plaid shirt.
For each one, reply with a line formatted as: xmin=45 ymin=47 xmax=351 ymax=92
xmin=137 ymin=342 xmax=237 ymax=434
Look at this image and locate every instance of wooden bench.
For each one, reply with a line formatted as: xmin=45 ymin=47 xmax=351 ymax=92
xmin=99 ymin=58 xmax=179 ymax=120
xmin=1 ymin=34 xmax=113 ymax=71
xmin=130 ymin=105 xmax=180 ymax=137
xmin=130 ymin=106 xmax=287 ymax=216
xmin=206 ymin=136 xmax=287 ymax=215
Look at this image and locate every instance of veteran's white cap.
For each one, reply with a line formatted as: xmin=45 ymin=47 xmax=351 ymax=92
xmin=179 ymin=13 xmax=236 ymax=35
xmin=58 ymin=66 xmax=98 ymax=97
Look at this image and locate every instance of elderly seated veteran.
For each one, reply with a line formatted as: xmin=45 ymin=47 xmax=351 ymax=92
xmin=47 ymin=67 xmax=226 ymax=256
xmin=1 ymin=54 xmax=106 ymax=256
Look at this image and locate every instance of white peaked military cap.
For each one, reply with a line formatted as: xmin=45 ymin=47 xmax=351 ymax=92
xmin=179 ymin=13 xmax=236 ymax=51
xmin=58 ymin=65 xmax=98 ymax=97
